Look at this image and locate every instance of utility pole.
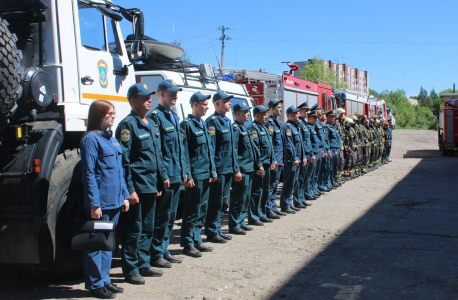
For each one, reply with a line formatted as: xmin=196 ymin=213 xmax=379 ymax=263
xmin=218 ymin=26 xmax=232 ymax=70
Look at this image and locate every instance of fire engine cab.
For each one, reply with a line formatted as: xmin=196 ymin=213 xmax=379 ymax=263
xmin=438 ymin=93 xmax=458 ymax=156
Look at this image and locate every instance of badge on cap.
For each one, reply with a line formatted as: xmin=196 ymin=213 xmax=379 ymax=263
xmin=171 ymin=80 xmax=176 ymax=85
xmin=121 ymin=129 xmax=130 ymax=142
xmin=252 ymin=130 xmax=258 ymax=139
xmin=209 ymin=126 xmax=216 ymax=136
xmin=143 ymin=84 xmax=148 ymax=89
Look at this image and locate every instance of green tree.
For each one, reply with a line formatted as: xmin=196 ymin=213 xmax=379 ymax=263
xmin=418 ymin=86 xmax=432 ymax=107
xmin=298 ymin=55 xmax=347 ymax=89
xmin=369 ymin=88 xmax=379 ymax=97
xmin=171 ymin=39 xmax=191 ymax=63
xmin=380 ymin=89 xmax=416 ymax=128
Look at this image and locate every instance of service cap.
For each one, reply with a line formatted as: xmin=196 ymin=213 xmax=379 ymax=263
xmin=286 ymin=106 xmax=300 ymax=115
xmin=213 ymin=90 xmax=234 ymax=102
xmin=253 ymin=105 xmax=268 ymax=115
xmin=127 ymin=83 xmax=156 ymax=98
xmin=268 ymin=99 xmax=283 ymax=109
xmin=190 ymin=91 xmax=211 ymax=104
xmin=233 ymin=101 xmax=251 ymax=112
xmin=157 ymin=79 xmax=182 ymax=92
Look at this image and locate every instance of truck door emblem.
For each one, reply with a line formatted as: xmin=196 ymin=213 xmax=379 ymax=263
xmin=98 ymin=60 xmax=108 ymax=88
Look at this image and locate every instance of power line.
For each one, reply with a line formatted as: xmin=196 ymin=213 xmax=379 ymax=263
xmin=182 ymin=29 xmax=217 ymax=43
xmin=232 ymin=28 xmax=458 ymax=34
xmin=234 ymin=38 xmax=458 ymax=45
xmin=376 ymin=53 xmax=458 ymax=79
xmin=188 ymin=42 xmax=222 ymax=55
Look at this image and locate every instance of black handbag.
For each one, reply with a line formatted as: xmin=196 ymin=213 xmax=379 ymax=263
xmin=71 ymin=219 xmax=116 ymax=251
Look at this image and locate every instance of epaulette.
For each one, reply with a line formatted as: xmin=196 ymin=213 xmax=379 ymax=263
xmin=286 ymin=123 xmax=291 ymax=126
xmin=211 ymin=116 xmax=216 ymax=119
xmin=268 ymin=118 xmax=273 ymax=121
xmin=233 ymin=123 xmax=238 ymax=127
xmin=152 ymin=110 xmax=158 ymax=114
xmin=184 ymin=118 xmax=189 ymax=122
xmin=125 ymin=116 xmax=132 ymax=121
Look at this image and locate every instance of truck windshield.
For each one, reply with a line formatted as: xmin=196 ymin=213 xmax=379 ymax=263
xmin=231 ymin=98 xmax=252 ymax=127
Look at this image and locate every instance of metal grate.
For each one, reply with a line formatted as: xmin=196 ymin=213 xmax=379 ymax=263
xmin=446 ymin=110 xmax=454 ymax=143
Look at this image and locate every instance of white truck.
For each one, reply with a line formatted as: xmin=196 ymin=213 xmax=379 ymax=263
xmin=0 ymin=0 xmax=252 ymax=278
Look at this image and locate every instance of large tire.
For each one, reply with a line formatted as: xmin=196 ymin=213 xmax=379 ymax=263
xmin=36 ymin=149 xmax=85 ymax=279
xmin=0 ymin=17 xmax=23 ymax=120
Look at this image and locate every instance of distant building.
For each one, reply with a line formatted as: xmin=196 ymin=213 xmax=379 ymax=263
xmin=294 ymin=60 xmax=369 ymax=97
xmin=408 ymin=98 xmax=419 ymax=106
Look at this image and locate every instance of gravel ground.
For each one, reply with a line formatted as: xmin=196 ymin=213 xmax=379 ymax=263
xmin=1 ymin=129 xmax=457 ymax=300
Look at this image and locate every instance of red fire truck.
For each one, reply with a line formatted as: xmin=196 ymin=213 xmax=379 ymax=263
xmin=438 ymin=93 xmax=458 ymax=156
xmin=225 ymin=66 xmax=336 ymax=123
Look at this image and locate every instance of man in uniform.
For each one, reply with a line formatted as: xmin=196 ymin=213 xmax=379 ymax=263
xmin=334 ymin=108 xmax=346 ymax=184
xmin=229 ymin=102 xmax=262 ymax=234
xmin=326 ymin=110 xmax=340 ymax=188
xmin=384 ymin=120 xmax=393 ymax=163
xmin=293 ymin=101 xmax=312 ymax=207
xmin=305 ymin=110 xmax=320 ymax=200
xmin=318 ymin=111 xmax=332 ymax=191
xmin=314 ymin=105 xmax=331 ymax=192
xmin=148 ymin=79 xmax=186 ymax=268
xmin=248 ymin=105 xmax=277 ymax=224
xmin=342 ymin=117 xmax=354 ymax=179
xmin=116 ymin=83 xmax=166 ymax=284
xmin=265 ymin=99 xmax=287 ymax=218
xmin=180 ymin=92 xmax=217 ymax=258
xmin=280 ymin=106 xmax=306 ymax=213
xmin=205 ymin=90 xmax=241 ymax=243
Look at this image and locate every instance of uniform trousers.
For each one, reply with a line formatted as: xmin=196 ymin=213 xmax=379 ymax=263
xmin=331 ymin=149 xmax=340 ymax=185
xmin=84 ymin=208 xmax=120 ymax=290
xmin=205 ymin=173 xmax=233 ymax=237
xmin=293 ymin=157 xmax=310 ymax=205
xmin=312 ymin=150 xmax=323 ymax=194
xmin=151 ymin=183 xmax=180 ymax=260
xmin=318 ymin=150 xmax=329 ymax=190
xmin=122 ymin=193 xmax=156 ymax=277
xmin=280 ymin=163 xmax=300 ymax=209
xmin=305 ymin=155 xmax=318 ymax=199
xmin=180 ymin=179 xmax=210 ymax=247
xmin=267 ymin=165 xmax=283 ymax=213
xmin=229 ymin=171 xmax=253 ymax=229
xmin=249 ymin=164 xmax=271 ymax=221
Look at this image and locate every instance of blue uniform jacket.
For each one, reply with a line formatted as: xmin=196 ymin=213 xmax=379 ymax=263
xmin=386 ymin=128 xmax=393 ymax=145
xmin=248 ymin=121 xmax=275 ymax=166
xmin=180 ymin=115 xmax=216 ymax=181
xmin=205 ymin=112 xmax=240 ymax=175
xmin=265 ymin=116 xmax=284 ymax=165
xmin=327 ymin=124 xmax=341 ymax=151
xmin=81 ymin=131 xmax=130 ymax=210
xmin=323 ymin=123 xmax=331 ymax=151
xmin=233 ymin=121 xmax=261 ymax=173
xmin=299 ymin=117 xmax=313 ymax=157
xmin=282 ymin=120 xmax=305 ymax=163
xmin=116 ymin=111 xmax=167 ymax=194
xmin=315 ymin=120 xmax=328 ymax=151
xmin=148 ymin=105 xmax=186 ymax=184
xmin=308 ymin=124 xmax=321 ymax=156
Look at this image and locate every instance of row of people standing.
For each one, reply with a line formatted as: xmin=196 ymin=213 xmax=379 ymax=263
xmin=79 ymin=80 xmax=393 ymax=298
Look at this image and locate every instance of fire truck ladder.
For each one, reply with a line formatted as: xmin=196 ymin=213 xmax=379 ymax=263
xmin=219 ymin=68 xmax=278 ymax=82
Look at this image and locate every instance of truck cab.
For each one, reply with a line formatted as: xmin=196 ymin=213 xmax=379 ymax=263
xmin=438 ymin=93 xmax=458 ymax=156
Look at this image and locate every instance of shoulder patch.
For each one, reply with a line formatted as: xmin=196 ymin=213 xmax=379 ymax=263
xmin=252 ymin=130 xmax=258 ymax=139
xmin=286 ymin=129 xmax=292 ymax=137
xmin=269 ymin=125 xmax=274 ymax=134
xmin=209 ymin=126 xmax=216 ymax=136
xmin=121 ymin=129 xmax=131 ymax=142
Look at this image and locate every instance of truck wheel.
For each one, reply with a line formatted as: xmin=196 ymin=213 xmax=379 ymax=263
xmin=35 ymin=149 xmax=85 ymax=279
xmin=0 ymin=17 xmax=23 ymax=122
xmin=441 ymin=142 xmax=447 ymax=157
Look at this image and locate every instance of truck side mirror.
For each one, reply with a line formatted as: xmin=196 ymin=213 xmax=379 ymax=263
xmin=130 ymin=41 xmax=146 ymax=61
xmin=133 ymin=11 xmax=144 ymax=40
xmin=96 ymin=5 xmax=123 ymax=21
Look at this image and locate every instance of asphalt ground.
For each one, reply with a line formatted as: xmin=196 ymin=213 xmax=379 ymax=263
xmin=1 ymin=129 xmax=457 ymax=300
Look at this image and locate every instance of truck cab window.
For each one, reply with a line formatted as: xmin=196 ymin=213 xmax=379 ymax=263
xmin=106 ymin=19 xmax=122 ymax=55
xmin=78 ymin=3 xmax=106 ymax=51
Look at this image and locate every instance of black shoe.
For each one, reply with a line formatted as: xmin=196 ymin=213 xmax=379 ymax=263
xmin=248 ymin=220 xmax=264 ymax=226
xmin=229 ymin=227 xmax=247 ymax=235
xmin=305 ymin=196 xmax=316 ymax=200
xmin=220 ymin=232 xmax=232 ymax=240
xmin=91 ymin=287 xmax=115 ymax=299
xmin=139 ymin=267 xmax=163 ymax=277
xmin=241 ymin=225 xmax=254 ymax=231
xmin=105 ymin=283 xmax=124 ymax=294
xmin=294 ymin=203 xmax=306 ymax=208
xmin=260 ymin=217 xmax=274 ymax=223
xmin=151 ymin=258 xmax=172 ymax=268
xmin=125 ymin=274 xmax=146 ymax=285
xmin=304 ymin=202 xmax=312 ymax=207
xmin=164 ymin=254 xmax=182 ymax=264
xmin=281 ymin=208 xmax=296 ymax=214
xmin=195 ymin=244 xmax=213 ymax=252
xmin=207 ymin=235 xmax=227 ymax=243
xmin=267 ymin=211 xmax=281 ymax=219
xmin=291 ymin=206 xmax=301 ymax=211
xmin=183 ymin=245 xmax=202 ymax=257
xmin=314 ymin=192 xmax=321 ymax=197
xmin=319 ymin=188 xmax=327 ymax=192
xmin=325 ymin=187 xmax=332 ymax=192
xmin=274 ymin=210 xmax=287 ymax=216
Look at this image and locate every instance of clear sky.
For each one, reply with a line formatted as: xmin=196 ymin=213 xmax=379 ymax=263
xmin=115 ymin=0 xmax=458 ymax=97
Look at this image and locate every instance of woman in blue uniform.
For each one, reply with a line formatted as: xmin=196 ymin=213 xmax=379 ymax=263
xmin=80 ymin=100 xmax=130 ymax=299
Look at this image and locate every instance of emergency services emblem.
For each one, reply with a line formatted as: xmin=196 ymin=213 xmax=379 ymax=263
xmin=208 ymin=126 xmax=216 ymax=136
xmin=252 ymin=130 xmax=258 ymax=139
xmin=120 ymin=129 xmax=130 ymax=142
xmin=286 ymin=129 xmax=292 ymax=137
xmin=143 ymin=84 xmax=148 ymax=89
xmin=97 ymin=60 xmax=108 ymax=88
xmin=171 ymin=80 xmax=176 ymax=85
xmin=269 ymin=126 xmax=274 ymax=134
